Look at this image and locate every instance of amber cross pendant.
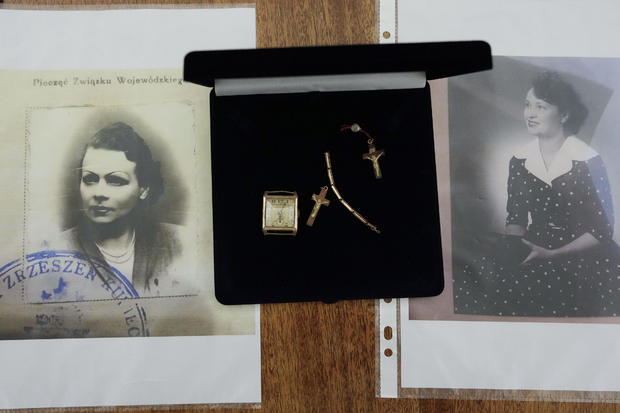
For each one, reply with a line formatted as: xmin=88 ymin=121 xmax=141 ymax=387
xmin=362 ymin=142 xmax=385 ymax=179
xmin=306 ymin=186 xmax=330 ymax=227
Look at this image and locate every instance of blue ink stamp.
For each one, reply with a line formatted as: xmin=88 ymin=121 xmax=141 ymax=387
xmin=0 ymin=250 xmax=149 ymax=339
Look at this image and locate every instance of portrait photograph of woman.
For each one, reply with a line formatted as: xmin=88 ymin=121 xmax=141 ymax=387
xmin=0 ymin=78 xmax=255 ymax=341
xmin=447 ymin=57 xmax=620 ymax=319
xmin=409 ymin=56 xmax=620 ymax=322
xmin=24 ymin=102 xmax=202 ymax=304
xmin=60 ymin=121 xmax=191 ymax=297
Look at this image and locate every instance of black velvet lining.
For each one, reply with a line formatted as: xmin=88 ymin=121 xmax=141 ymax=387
xmin=184 ymin=41 xmax=492 ymax=85
xmin=210 ymin=86 xmax=444 ymax=304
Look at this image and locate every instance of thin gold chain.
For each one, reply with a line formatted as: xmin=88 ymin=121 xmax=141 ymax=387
xmin=324 ymin=152 xmax=380 ymax=234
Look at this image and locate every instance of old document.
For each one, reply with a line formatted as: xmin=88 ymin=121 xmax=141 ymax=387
xmin=0 ymin=8 xmax=259 ymax=409
xmin=1 ymin=68 xmax=255 ymax=338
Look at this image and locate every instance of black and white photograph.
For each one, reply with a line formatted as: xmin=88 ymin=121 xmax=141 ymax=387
xmin=448 ymin=57 xmax=620 ymax=318
xmin=388 ymin=0 xmax=620 ymax=403
xmin=0 ymin=9 xmax=261 ymax=409
xmin=23 ymin=103 xmax=200 ymax=303
xmin=0 ymin=72 xmax=256 ymax=339
xmin=63 ymin=121 xmax=189 ymax=297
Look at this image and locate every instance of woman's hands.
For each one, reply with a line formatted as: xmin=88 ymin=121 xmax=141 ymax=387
xmin=521 ymin=239 xmax=556 ymax=264
xmin=521 ymin=233 xmax=600 ymax=264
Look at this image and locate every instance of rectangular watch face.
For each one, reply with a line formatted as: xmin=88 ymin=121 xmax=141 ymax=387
xmin=264 ymin=197 xmax=296 ymax=228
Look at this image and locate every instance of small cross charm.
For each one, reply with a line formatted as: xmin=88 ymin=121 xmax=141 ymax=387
xmin=306 ymin=186 xmax=330 ymax=227
xmin=362 ymin=142 xmax=385 ymax=179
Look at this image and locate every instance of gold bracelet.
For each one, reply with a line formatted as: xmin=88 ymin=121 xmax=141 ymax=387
xmin=325 ymin=152 xmax=380 ymax=234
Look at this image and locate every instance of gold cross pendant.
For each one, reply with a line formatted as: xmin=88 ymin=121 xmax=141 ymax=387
xmin=362 ymin=142 xmax=385 ymax=179
xmin=306 ymin=186 xmax=330 ymax=227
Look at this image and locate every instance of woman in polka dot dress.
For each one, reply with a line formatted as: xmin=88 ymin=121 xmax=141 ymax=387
xmin=456 ymin=72 xmax=620 ymax=317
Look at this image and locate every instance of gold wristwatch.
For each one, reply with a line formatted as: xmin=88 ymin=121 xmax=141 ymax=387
xmin=262 ymin=191 xmax=299 ymax=235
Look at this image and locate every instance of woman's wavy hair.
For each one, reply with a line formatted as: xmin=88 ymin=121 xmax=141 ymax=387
xmin=79 ymin=122 xmax=164 ymax=206
xmin=531 ymin=71 xmax=589 ymax=136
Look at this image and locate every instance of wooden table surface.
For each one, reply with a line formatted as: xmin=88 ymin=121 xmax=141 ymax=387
xmin=5 ymin=0 xmax=620 ymax=412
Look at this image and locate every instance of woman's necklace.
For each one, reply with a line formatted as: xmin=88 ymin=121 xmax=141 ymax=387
xmin=95 ymin=229 xmax=136 ymax=264
xmin=539 ymin=135 xmax=566 ymax=170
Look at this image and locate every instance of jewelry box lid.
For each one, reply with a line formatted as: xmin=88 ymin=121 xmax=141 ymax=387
xmin=184 ymin=41 xmax=491 ymax=88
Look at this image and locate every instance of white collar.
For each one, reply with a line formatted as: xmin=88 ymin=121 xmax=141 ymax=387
xmin=514 ymin=136 xmax=598 ymax=186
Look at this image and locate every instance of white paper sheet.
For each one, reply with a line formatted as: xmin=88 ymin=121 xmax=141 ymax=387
xmin=0 ymin=8 xmax=260 ymax=409
xmin=0 ymin=8 xmax=256 ymax=69
xmin=401 ymin=305 xmax=620 ymax=392
xmin=379 ymin=0 xmax=620 ymax=400
xmin=396 ymin=0 xmax=620 ymax=58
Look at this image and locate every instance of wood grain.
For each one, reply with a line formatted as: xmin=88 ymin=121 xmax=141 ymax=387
xmin=4 ymin=0 xmax=620 ymax=412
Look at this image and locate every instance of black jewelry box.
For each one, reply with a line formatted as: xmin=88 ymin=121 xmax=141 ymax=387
xmin=184 ymin=42 xmax=492 ymax=304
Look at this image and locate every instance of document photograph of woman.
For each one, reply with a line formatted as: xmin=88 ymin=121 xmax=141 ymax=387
xmin=25 ymin=106 xmax=199 ymax=303
xmin=57 ymin=121 xmax=193 ymax=299
xmin=410 ymin=56 xmax=620 ymax=322
xmin=0 ymin=87 xmax=255 ymax=340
